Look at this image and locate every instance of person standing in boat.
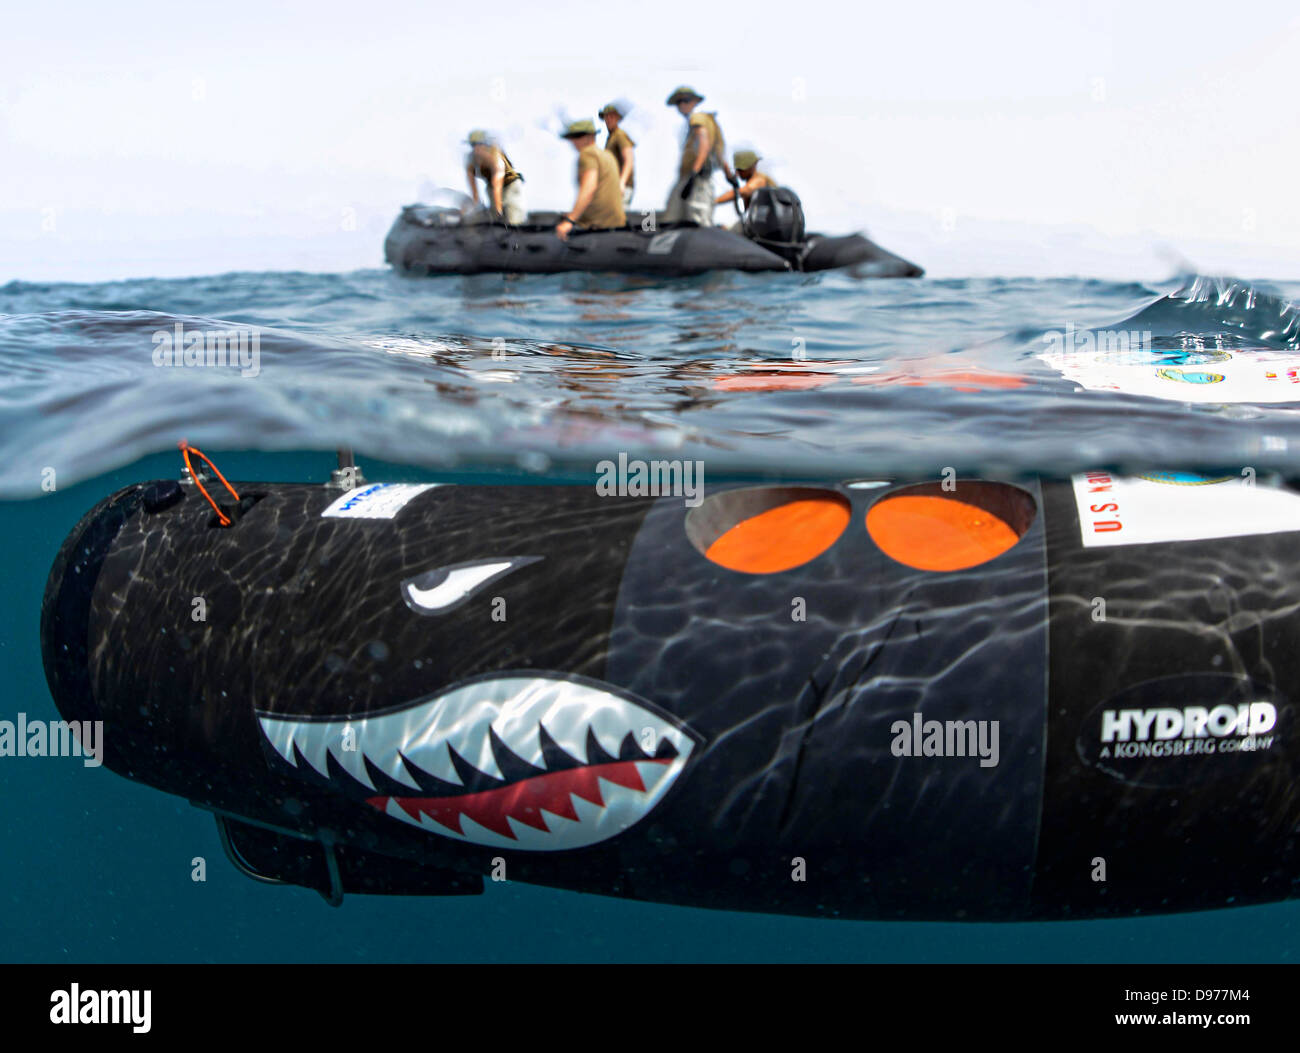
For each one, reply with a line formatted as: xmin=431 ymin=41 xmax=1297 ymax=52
xmin=464 ymin=129 xmax=526 ymax=225
xmin=716 ymin=149 xmax=779 ymax=232
xmin=598 ymin=102 xmax=636 ymax=206
xmin=662 ymin=86 xmax=734 ymax=226
xmin=555 ymin=119 xmax=627 ymax=241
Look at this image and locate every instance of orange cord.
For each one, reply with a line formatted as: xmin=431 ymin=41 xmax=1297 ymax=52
xmin=179 ymin=441 xmax=240 ymax=526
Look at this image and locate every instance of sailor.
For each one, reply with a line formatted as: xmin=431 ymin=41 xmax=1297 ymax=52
xmin=717 ymin=150 xmax=777 ymax=207
xmin=598 ymin=102 xmax=636 ymax=205
xmin=464 ymin=129 xmax=526 ymax=225
xmin=717 ymin=149 xmax=779 ymax=231
xmin=662 ymin=86 xmax=733 ymax=226
xmin=555 ymin=119 xmax=627 ymax=241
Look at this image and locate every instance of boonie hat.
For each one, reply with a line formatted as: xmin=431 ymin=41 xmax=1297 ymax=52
xmin=666 ymin=85 xmax=703 ymax=105
xmin=560 ymin=119 xmax=598 ymax=138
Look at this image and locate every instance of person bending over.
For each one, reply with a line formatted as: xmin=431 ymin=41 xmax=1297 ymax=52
xmin=465 ymin=129 xmax=526 ymax=225
xmin=717 ymin=149 xmax=778 ymax=231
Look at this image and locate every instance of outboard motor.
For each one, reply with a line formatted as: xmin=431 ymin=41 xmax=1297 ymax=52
xmin=741 ymin=186 xmax=806 ymax=262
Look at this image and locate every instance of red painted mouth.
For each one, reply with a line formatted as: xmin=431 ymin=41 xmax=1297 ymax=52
xmin=368 ymin=758 xmax=670 ymax=841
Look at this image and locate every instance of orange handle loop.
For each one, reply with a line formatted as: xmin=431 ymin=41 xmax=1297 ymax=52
xmin=179 ymin=442 xmax=240 ymax=527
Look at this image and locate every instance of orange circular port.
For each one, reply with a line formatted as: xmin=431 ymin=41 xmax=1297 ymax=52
xmin=865 ymin=482 xmax=1035 ymax=571
xmin=688 ymin=488 xmax=851 ymax=574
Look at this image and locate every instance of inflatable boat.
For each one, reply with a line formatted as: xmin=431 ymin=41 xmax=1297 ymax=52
xmin=42 ymin=464 xmax=1299 ymax=919
xmin=383 ymin=188 xmax=925 ymax=277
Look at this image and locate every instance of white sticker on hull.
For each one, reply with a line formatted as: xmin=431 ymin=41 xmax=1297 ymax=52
xmin=321 ymin=483 xmax=439 ymax=520
xmin=1041 ymin=347 xmax=1300 ymax=404
xmin=1072 ymin=470 xmax=1300 ymax=547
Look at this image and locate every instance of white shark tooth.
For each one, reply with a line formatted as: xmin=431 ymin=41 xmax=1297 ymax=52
xmin=287 ymin=722 xmax=333 ymax=779
xmin=367 ymin=706 xmax=462 ymax=788
xmin=489 ymin=679 xmax=572 ymax=766
xmin=327 ymin=737 xmax=377 ymax=791
xmin=425 ymin=702 xmax=505 ymax=783
xmin=258 ymin=717 xmax=299 ymax=766
xmin=414 ymin=809 xmax=461 ymax=839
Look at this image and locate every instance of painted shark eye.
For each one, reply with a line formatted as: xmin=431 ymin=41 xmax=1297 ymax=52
xmin=687 ymin=487 xmax=851 ymax=573
xmin=865 ymin=481 xmax=1036 ymax=571
xmin=401 ymin=556 xmax=541 ymax=614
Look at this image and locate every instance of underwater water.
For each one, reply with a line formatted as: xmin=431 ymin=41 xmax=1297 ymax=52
xmin=3 ymin=268 xmax=1299 ymax=961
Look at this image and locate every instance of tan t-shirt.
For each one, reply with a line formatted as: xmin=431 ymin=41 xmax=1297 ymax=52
xmin=576 ymin=144 xmax=626 ymax=229
xmin=679 ymin=112 xmax=725 ymax=178
xmin=467 ymin=145 xmax=522 ymax=187
xmin=605 ymin=126 xmax=635 ymax=190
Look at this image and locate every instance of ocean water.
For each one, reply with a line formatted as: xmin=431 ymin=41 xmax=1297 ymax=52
xmin=2 ymin=267 xmax=1299 ymax=962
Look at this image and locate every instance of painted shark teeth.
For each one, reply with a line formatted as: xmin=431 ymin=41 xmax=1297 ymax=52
xmin=256 ymin=674 xmax=697 ymax=850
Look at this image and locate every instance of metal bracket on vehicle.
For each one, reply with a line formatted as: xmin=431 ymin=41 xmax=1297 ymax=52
xmin=203 ymin=805 xmax=345 ymax=907
xmin=329 ymin=448 xmax=366 ymax=491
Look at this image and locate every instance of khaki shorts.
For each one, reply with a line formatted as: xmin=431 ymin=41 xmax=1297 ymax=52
xmin=499 ymin=180 xmax=527 ymax=225
xmin=662 ymin=170 xmax=716 ymax=226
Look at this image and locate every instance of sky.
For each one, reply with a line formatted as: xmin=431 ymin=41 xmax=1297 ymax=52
xmin=2 ymin=0 xmax=1297 ymax=282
